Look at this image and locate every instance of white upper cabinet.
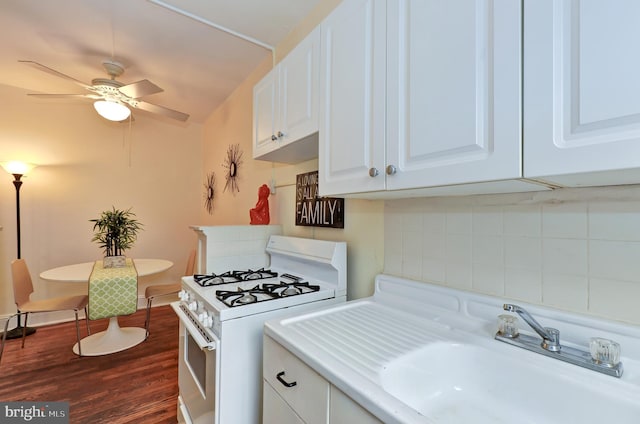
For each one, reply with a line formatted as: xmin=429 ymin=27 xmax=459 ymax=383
xmin=319 ymin=0 xmax=539 ymax=197
xmin=524 ymin=0 xmax=640 ymax=186
xmin=386 ymin=0 xmax=523 ymax=190
xmin=253 ymin=27 xmax=320 ymax=163
xmin=319 ymin=0 xmax=387 ymax=194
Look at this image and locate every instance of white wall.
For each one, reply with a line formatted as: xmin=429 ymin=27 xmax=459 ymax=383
xmin=197 ymin=0 xmax=384 ymax=300
xmin=0 ymin=83 xmax=202 ymax=323
xmin=385 ymin=186 xmax=640 ymax=326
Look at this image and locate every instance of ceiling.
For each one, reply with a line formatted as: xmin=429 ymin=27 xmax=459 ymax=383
xmin=0 ymin=0 xmax=321 ymax=124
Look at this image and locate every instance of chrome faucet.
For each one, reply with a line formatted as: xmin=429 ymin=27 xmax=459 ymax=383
xmin=503 ymin=304 xmax=561 ymax=352
xmin=495 ymin=303 xmax=623 ymax=378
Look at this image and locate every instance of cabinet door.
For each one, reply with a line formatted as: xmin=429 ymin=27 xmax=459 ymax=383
xmin=280 ymin=27 xmax=320 ymax=145
xmin=263 ymin=381 xmax=305 ymax=424
xmin=329 ymin=385 xmax=383 ymax=423
xmin=253 ymin=68 xmax=279 ymax=158
xmin=386 ymin=0 xmax=522 ymax=191
xmin=524 ymin=0 xmax=640 ymax=186
xmin=263 ymin=336 xmax=329 ymax=424
xmin=318 ymin=0 xmax=387 ymax=196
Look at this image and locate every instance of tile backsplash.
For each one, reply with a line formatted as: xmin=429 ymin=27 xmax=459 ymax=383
xmin=384 ymin=185 xmax=640 ymax=325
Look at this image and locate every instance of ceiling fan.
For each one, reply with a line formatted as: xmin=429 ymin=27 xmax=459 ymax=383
xmin=19 ymin=59 xmax=189 ymax=122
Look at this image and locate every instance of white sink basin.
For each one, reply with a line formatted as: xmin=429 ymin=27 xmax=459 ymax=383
xmin=380 ymin=341 xmax=640 ymax=424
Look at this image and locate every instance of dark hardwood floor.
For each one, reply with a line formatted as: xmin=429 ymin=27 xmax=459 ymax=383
xmin=0 ymin=305 xmax=178 ymax=424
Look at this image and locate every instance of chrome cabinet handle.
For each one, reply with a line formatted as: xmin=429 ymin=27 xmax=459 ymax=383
xmin=368 ymin=167 xmax=379 ymax=177
xmin=276 ymin=371 xmax=297 ymax=388
xmin=271 ymin=135 xmax=278 ymax=141
xmin=277 ymin=131 xmax=285 ymax=138
xmin=386 ymin=165 xmax=397 ymax=175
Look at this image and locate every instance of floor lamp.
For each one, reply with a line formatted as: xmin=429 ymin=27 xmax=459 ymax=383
xmin=1 ymin=161 xmax=36 ymax=339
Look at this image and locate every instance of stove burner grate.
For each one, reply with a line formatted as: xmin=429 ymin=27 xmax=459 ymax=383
xmin=215 ymin=286 xmax=277 ymax=307
xmin=215 ymin=278 xmax=320 ymax=307
xmin=193 ymin=268 xmax=278 ymax=287
xmin=263 ymin=281 xmax=320 ymax=297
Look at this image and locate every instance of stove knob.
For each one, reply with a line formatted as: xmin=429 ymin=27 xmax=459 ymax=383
xmin=205 ymin=316 xmax=214 ymax=328
xmin=188 ymin=301 xmax=197 ymax=311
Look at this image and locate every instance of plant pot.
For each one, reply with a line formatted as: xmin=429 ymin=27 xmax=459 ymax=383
xmin=103 ymin=255 xmax=126 ymax=268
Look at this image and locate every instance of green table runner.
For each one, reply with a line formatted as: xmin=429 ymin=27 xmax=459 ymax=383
xmin=88 ymin=259 xmax=138 ymax=320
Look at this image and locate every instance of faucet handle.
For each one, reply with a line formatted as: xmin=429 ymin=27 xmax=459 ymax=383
xmin=590 ymin=338 xmax=621 ymax=366
xmin=497 ymin=314 xmax=519 ymax=338
xmin=542 ymin=328 xmax=561 ymax=352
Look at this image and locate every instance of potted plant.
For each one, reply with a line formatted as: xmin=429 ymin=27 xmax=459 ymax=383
xmin=90 ymin=207 xmax=143 ymax=268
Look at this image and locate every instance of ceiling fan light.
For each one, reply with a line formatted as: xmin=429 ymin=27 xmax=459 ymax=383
xmin=93 ymin=100 xmax=131 ymax=121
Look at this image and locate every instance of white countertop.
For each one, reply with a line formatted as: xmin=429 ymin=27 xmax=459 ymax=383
xmin=264 ymin=274 xmax=640 ymax=424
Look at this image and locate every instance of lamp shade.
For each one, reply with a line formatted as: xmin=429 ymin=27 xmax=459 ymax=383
xmin=1 ymin=161 xmax=36 ymax=176
xmin=94 ymin=100 xmax=131 ymax=121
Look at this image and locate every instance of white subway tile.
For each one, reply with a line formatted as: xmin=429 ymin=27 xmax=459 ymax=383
xmin=446 ymin=206 xmax=472 ymax=234
xmin=590 ymin=278 xmax=640 ymax=324
xmin=589 ymin=201 xmax=640 ymax=241
xmin=472 ymin=206 xmax=503 ymax=235
xmin=423 ymin=211 xmax=446 ymax=234
xmin=542 ymin=202 xmax=588 ymax=238
xmin=542 ymin=274 xmax=588 ymax=312
xmin=589 ymin=240 xmax=640 ymax=282
xmin=386 ymin=212 xmax=403 ymax=234
xmin=505 ymin=236 xmax=541 ymax=268
xmin=505 ymin=267 xmax=542 ymax=303
xmin=542 ymin=238 xmax=588 ymax=276
xmin=385 ymin=231 xmax=403 ymax=257
xmin=423 ymin=232 xmax=446 ymax=259
xmin=384 ymin=254 xmax=403 ymax=276
xmin=402 ymin=255 xmax=422 ymax=281
xmin=446 ymin=234 xmax=472 ymax=263
xmin=472 ymin=235 xmax=504 ymax=266
xmin=422 ymin=257 xmax=446 ymax=283
xmin=445 ymin=262 xmax=472 ymax=290
xmin=504 ymin=204 xmax=541 ymax=236
xmin=403 ymin=231 xmax=423 ymax=258
xmin=403 ymin=211 xmax=423 ymax=232
xmin=472 ymin=263 xmax=505 ymax=296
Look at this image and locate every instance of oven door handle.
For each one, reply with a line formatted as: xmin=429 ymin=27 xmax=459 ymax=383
xmin=171 ymin=301 xmax=219 ymax=351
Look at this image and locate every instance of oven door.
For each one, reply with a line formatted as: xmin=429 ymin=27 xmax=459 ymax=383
xmin=171 ymin=302 xmax=220 ymax=424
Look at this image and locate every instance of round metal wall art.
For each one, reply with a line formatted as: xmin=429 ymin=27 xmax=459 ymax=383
xmin=223 ymin=143 xmax=243 ymax=194
xmin=204 ymin=171 xmax=216 ymax=214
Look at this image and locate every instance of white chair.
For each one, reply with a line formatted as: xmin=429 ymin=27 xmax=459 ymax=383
xmin=144 ymin=249 xmax=195 ymax=338
xmin=11 ymin=259 xmax=90 ymax=356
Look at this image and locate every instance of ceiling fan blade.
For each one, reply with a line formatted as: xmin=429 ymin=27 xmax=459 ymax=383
xmin=19 ymin=60 xmax=93 ymax=90
xmin=133 ymin=100 xmax=189 ymax=122
xmin=119 ymin=79 xmax=163 ymax=98
xmin=27 ymin=93 xmax=103 ymax=100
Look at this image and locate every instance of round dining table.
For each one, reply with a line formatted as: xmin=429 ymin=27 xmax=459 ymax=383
xmin=39 ymin=258 xmax=173 ymax=356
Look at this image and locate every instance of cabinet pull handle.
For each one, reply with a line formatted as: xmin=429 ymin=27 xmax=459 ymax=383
xmin=368 ymin=167 xmax=379 ymax=177
xmin=277 ymin=131 xmax=285 ymax=138
xmin=271 ymin=135 xmax=278 ymax=141
xmin=276 ymin=371 xmax=297 ymax=388
xmin=386 ymin=165 xmax=397 ymax=175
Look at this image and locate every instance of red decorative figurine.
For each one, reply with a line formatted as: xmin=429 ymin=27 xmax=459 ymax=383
xmin=250 ymin=184 xmax=270 ymax=225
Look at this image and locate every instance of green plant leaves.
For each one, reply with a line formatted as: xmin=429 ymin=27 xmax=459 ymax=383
xmin=90 ymin=207 xmax=143 ymax=257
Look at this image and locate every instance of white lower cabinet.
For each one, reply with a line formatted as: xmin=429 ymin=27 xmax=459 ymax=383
xmin=263 ymin=335 xmax=329 ymax=424
xmin=329 ymin=386 xmax=382 ymax=424
xmin=263 ymin=381 xmax=305 ymax=424
xmin=263 ymin=336 xmax=382 ymax=424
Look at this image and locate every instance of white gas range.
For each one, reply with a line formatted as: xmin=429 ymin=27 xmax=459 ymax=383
xmin=171 ymin=234 xmax=347 ymax=424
